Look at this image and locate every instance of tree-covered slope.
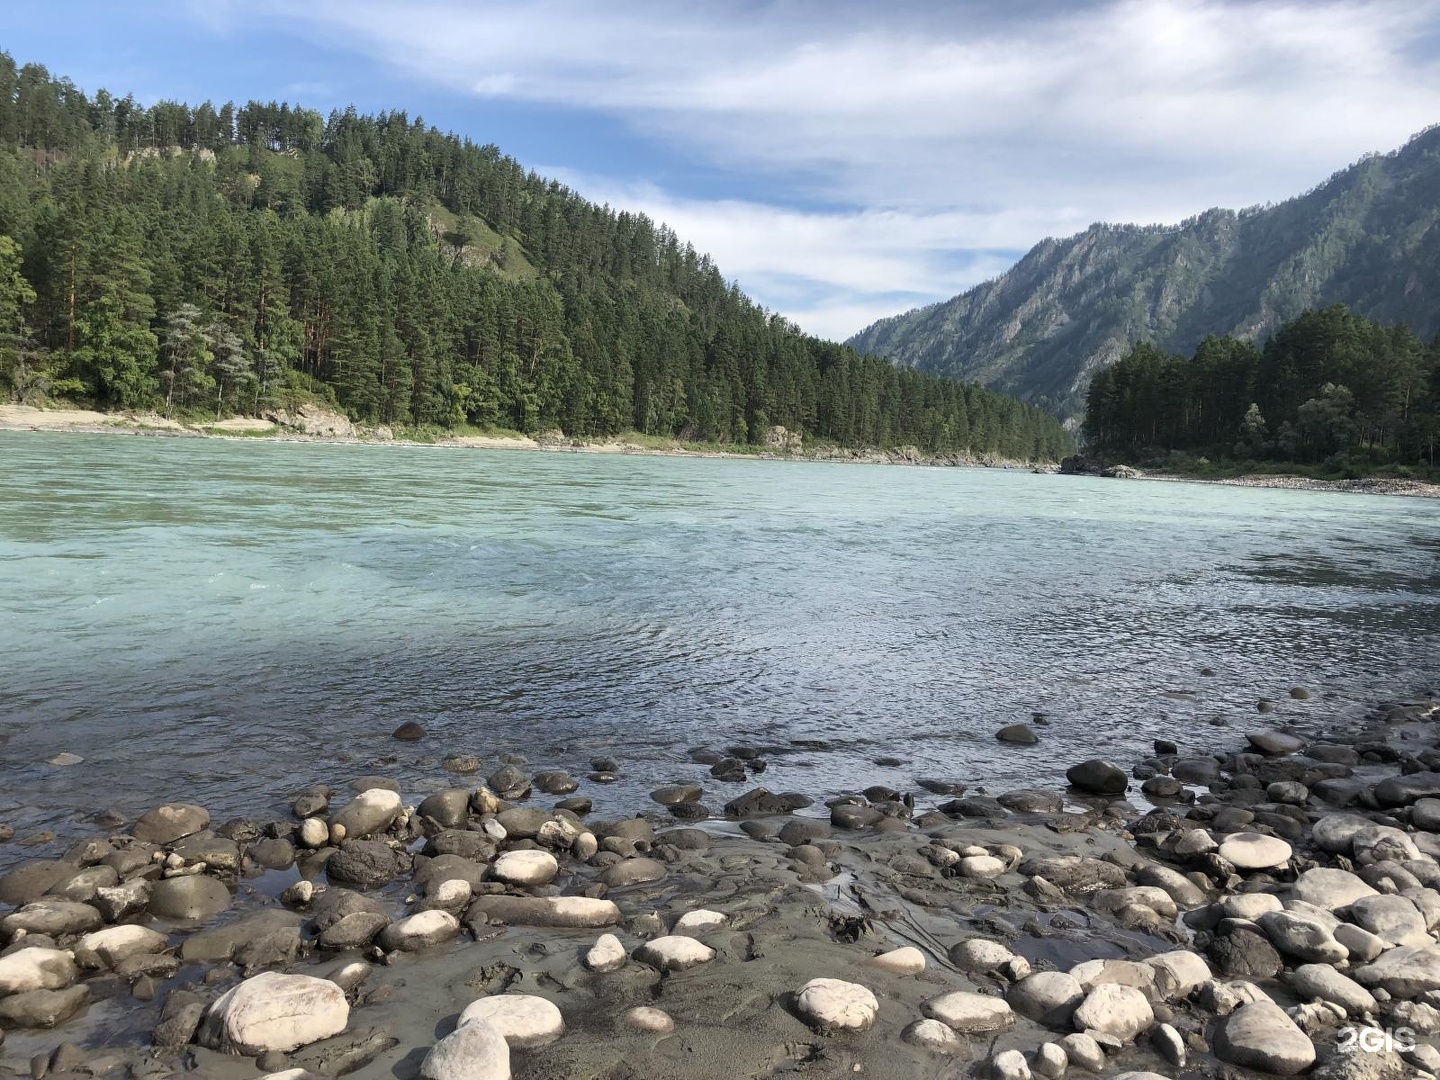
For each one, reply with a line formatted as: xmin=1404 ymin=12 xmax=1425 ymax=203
xmin=0 ymin=54 xmax=1072 ymax=461
xmin=848 ymin=126 xmax=1440 ymax=421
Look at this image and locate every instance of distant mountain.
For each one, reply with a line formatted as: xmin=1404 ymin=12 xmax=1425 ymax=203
xmin=848 ymin=127 xmax=1440 ymax=421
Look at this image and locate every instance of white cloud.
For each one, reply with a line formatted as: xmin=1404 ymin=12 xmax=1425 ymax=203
xmin=240 ymin=0 xmax=1440 ymax=337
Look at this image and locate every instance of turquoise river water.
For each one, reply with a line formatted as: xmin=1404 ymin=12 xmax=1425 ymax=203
xmin=1 ymin=431 xmax=1437 ymax=851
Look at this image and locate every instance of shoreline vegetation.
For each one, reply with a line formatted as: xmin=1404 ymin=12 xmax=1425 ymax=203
xmin=5 ymin=404 xmax=1440 ymax=499
xmin=0 ymin=685 xmax=1436 ymax=1080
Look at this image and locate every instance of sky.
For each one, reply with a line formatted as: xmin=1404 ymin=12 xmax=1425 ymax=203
xmin=5 ymin=0 xmax=1440 ymax=341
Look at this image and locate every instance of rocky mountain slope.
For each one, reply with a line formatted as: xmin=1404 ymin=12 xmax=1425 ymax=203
xmin=848 ymin=126 xmax=1440 ymax=420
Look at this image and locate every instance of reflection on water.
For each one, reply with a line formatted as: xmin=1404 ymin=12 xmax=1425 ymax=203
xmin=0 ymin=431 xmax=1437 ymax=853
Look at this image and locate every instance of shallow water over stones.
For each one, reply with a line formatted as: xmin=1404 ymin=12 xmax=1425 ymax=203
xmin=1 ymin=432 xmax=1438 ymax=850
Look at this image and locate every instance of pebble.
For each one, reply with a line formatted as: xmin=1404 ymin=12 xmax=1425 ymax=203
xmin=621 ymin=1006 xmax=674 ymax=1033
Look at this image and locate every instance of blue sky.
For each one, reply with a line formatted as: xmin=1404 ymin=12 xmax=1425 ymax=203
xmin=6 ymin=0 xmax=1440 ymax=340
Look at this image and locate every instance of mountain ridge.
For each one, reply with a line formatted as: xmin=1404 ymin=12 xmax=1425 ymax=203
xmin=847 ymin=126 xmax=1440 ymax=420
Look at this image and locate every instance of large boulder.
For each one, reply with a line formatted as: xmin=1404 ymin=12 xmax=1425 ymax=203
xmin=330 ymin=789 xmax=402 ymax=840
xmin=1145 ymin=951 xmax=1211 ymax=1001
xmin=1257 ymin=910 xmax=1347 ymax=964
xmin=1072 ymin=983 xmax=1153 ymax=1042
xmin=1007 ymin=971 xmax=1084 ymax=1027
xmin=1291 ymin=867 xmax=1377 ymax=910
xmin=1214 ymin=998 xmax=1316 ymax=1075
xmin=1218 ymin=832 xmax=1291 ymax=870
xmin=1066 ymin=759 xmax=1128 ymax=795
xmin=0 ymin=900 xmax=102 ymax=937
xmin=1311 ymin=813 xmax=1376 ymax=854
xmin=1288 ymin=964 xmax=1377 ymax=1017
xmin=1375 ymin=773 xmax=1440 ymax=807
xmin=1017 ymin=856 xmax=1127 ymax=893
xmin=73 ymin=925 xmax=168 ymax=970
xmin=0 ymin=861 xmax=77 ymax=906
xmin=197 ymin=972 xmax=349 ymax=1054
xmin=420 ymin=1019 xmax=509 ymax=1080
xmin=795 ymin=978 xmax=879 ymax=1032
xmin=922 ymin=991 xmax=1015 ymax=1033
xmin=1352 ymin=943 xmax=1440 ymax=998
xmin=148 ymin=875 xmax=231 ymax=921
xmin=327 ymin=840 xmax=407 ymax=888
xmin=0 ymin=948 xmax=78 ymax=996
xmin=489 ymin=850 xmax=558 ymax=888
xmin=1349 ymin=894 xmax=1432 ymax=947
xmin=132 ymin=803 xmax=210 ymax=845
xmin=634 ymin=936 xmax=714 ymax=973
xmin=0 ymin=985 xmax=89 ymax=1028
xmin=459 ymin=994 xmax=564 ymax=1047
xmin=1247 ymin=731 xmax=1305 ymax=755
xmin=466 ymin=896 xmax=619 ymax=929
xmin=378 ymin=910 xmax=459 ymax=952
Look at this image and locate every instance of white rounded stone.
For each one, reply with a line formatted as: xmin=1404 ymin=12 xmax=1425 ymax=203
xmin=634 ymin=935 xmax=714 ymax=973
xmin=0 ymin=947 xmax=78 ymax=995
xmin=74 ymin=924 xmax=168 ymax=970
xmin=992 ymin=1048 xmax=1031 ymax=1080
xmin=378 ymin=909 xmax=459 ymax=952
xmin=1072 ymin=983 xmax=1154 ymax=1042
xmin=299 ymin=818 xmax=329 ymax=848
xmin=922 ymin=990 xmax=1015 ymax=1033
xmin=459 ymin=994 xmax=565 ymax=1048
xmin=489 ymin=850 xmax=558 ymax=888
xmin=420 ymin=1018 xmax=509 ymax=1080
xmin=198 ymin=972 xmax=349 ymax=1054
xmin=960 ymin=855 xmax=1007 ymax=879
xmin=1218 ymin=832 xmax=1292 ymax=871
xmin=864 ymin=946 xmax=926 ymax=975
xmin=585 ymin=933 xmax=627 ymax=972
xmin=795 ymin=978 xmax=879 ymax=1031
xmin=950 ymin=938 xmax=1017 ymax=973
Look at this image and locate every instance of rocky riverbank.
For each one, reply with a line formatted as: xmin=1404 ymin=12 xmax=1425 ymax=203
xmin=1 ymin=693 xmax=1438 ymax=1080
xmin=1058 ymin=454 xmax=1440 ymax=499
xmin=0 ymin=405 xmax=1043 ymax=471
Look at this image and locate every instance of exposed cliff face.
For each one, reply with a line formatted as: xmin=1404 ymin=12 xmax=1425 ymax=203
xmin=848 ymin=126 xmax=1440 ymax=420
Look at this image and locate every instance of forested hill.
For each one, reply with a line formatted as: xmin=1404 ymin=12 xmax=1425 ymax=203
xmin=848 ymin=126 xmax=1440 ymax=421
xmin=0 ymin=56 xmax=1071 ymax=462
